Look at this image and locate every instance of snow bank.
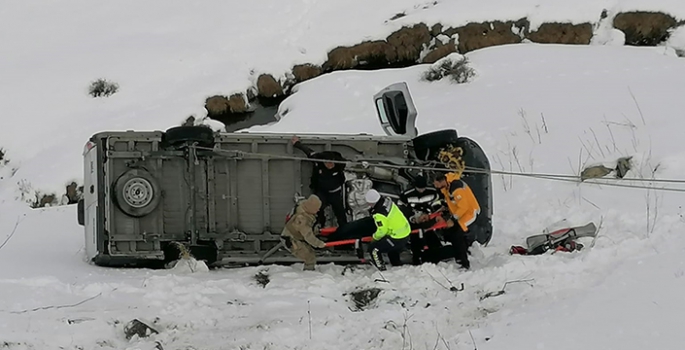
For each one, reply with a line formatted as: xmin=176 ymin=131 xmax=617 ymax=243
xmin=2 ymin=2 xmax=685 ymax=348
xmin=2 ymin=0 xmax=685 ymax=196
xmin=665 ymin=25 xmax=685 ymax=55
xmin=481 ymin=237 xmax=685 ymax=349
xmin=249 ymin=43 xmax=685 ymax=266
xmin=2 ymin=42 xmax=685 ymax=349
xmin=0 ymin=200 xmax=683 ymax=349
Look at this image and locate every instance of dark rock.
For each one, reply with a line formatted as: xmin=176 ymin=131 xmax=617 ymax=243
xmin=386 ymin=23 xmax=432 ymax=63
xmin=422 ymin=42 xmax=457 ymax=63
xmin=324 ymin=40 xmax=394 ymax=70
xmin=256 ymin=74 xmax=284 ymax=98
xmin=124 ymin=319 xmax=159 ymax=340
xmin=347 ymin=287 xmax=382 ymax=312
xmin=615 ymin=156 xmax=633 ymax=179
xmin=613 ymin=11 xmax=678 ymax=46
xmin=581 ymin=165 xmax=613 ymax=181
xmin=205 ymin=94 xmax=248 ymax=117
xmin=324 ymin=24 xmax=431 ymax=70
xmin=447 ymin=19 xmax=530 ymax=53
xmin=527 ymin=22 xmax=594 ymax=44
xmin=36 ymin=194 xmax=56 ymax=208
xmin=253 ymin=270 xmax=270 ymax=288
xmin=65 ymin=182 xmax=81 ymax=204
xmin=292 ymin=64 xmax=323 ymax=83
xmin=389 ymin=12 xmax=406 ymax=21
xmin=431 ymin=23 xmax=443 ymax=37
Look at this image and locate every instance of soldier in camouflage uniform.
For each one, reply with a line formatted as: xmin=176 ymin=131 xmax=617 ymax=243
xmin=281 ymin=195 xmax=327 ymax=271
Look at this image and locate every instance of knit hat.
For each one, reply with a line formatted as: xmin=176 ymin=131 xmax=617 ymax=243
xmin=364 ymin=189 xmax=381 ymax=204
xmin=301 ymin=194 xmax=322 ymax=214
xmin=413 ymin=174 xmax=427 ymax=189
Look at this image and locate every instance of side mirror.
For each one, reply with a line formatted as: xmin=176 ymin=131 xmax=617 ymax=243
xmin=373 ymin=82 xmax=418 ymax=138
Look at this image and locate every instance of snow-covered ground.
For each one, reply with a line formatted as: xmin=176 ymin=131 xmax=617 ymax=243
xmin=2 ymin=0 xmax=685 ymax=196
xmin=3 ymin=0 xmax=685 ymax=349
xmin=2 ymin=41 xmax=685 ymax=349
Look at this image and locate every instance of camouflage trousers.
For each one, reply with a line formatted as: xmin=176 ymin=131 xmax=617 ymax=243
xmin=283 ymin=237 xmax=317 ymax=271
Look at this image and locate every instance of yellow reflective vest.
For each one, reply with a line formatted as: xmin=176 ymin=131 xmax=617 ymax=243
xmin=371 ymin=197 xmax=411 ymax=241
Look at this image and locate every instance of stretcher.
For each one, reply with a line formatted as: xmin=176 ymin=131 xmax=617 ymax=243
xmin=321 ymin=213 xmax=448 ymax=248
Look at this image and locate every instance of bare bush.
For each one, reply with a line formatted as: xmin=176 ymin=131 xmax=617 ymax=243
xmin=347 ymin=287 xmax=382 ymax=311
xmin=88 ymin=78 xmax=119 ymax=98
xmin=421 ymin=54 xmax=476 ymax=83
xmin=0 ymin=148 xmax=7 ymax=165
xmin=253 ymin=270 xmax=270 ymax=288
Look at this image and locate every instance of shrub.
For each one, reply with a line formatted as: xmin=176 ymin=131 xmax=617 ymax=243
xmin=0 ymin=148 xmax=6 ymax=165
xmin=421 ymin=53 xmax=476 ymax=83
xmin=253 ymin=270 xmax=270 ymax=288
xmin=89 ymin=78 xmax=119 ymax=97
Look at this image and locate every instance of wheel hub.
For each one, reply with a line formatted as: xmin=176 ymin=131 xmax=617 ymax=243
xmin=122 ymin=177 xmax=154 ymax=208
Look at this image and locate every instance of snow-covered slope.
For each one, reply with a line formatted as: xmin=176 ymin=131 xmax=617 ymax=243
xmin=2 ymin=0 xmax=685 ymax=197
xmin=2 ymin=41 xmax=685 ymax=349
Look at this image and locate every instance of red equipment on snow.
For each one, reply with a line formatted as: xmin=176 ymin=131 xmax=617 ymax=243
xmin=509 ymin=222 xmax=597 ymax=255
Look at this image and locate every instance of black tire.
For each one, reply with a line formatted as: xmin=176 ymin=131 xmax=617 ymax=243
xmin=77 ymin=198 xmax=85 ymax=226
xmin=112 ymin=168 xmax=161 ymax=217
xmin=164 ymin=126 xmax=215 ymax=148
xmin=412 ymin=129 xmax=459 ymax=161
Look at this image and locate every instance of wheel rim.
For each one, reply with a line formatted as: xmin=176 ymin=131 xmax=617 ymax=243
xmin=122 ymin=177 xmax=154 ymax=208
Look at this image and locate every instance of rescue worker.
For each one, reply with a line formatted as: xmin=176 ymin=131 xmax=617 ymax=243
xmin=364 ymin=189 xmax=411 ymax=271
xmin=397 ymin=174 xmax=444 ymax=265
xmin=432 ymin=172 xmax=481 ymax=270
xmin=291 ymin=135 xmax=348 ymax=228
xmin=280 ymin=194 xmax=327 ymax=271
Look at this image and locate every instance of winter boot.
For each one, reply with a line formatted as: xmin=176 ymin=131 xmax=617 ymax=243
xmin=456 ymin=258 xmax=470 ymax=270
xmin=371 ymin=248 xmax=386 ymax=271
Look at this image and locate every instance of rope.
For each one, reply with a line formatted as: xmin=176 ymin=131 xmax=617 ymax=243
xmin=194 ymin=146 xmax=685 ymax=193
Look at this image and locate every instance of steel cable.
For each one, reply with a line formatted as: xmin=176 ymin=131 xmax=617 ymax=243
xmin=195 ymin=146 xmax=685 ymax=193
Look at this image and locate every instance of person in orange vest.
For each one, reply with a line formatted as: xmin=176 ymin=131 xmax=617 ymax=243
xmin=432 ymin=171 xmax=481 ymax=269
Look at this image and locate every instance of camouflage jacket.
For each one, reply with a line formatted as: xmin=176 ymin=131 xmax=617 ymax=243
xmin=281 ymin=205 xmax=326 ymax=248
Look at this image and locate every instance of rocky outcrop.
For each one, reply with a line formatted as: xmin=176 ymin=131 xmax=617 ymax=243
xmin=292 ymin=64 xmax=323 ymax=83
xmin=325 ymin=41 xmax=394 ymax=70
xmin=39 ymin=9 xmax=685 ymax=210
xmin=446 ymin=19 xmax=529 ymax=53
xmin=324 ymin=24 xmax=432 ymax=70
xmin=528 ymin=23 xmax=594 ymax=44
xmin=256 ymin=74 xmax=284 ymax=98
xmin=205 ymin=94 xmax=248 ymax=117
xmin=422 ymin=43 xmax=457 ymax=63
xmin=386 ymin=24 xmax=432 ymax=63
xmin=202 ymin=10 xmax=684 ymax=128
xmin=65 ymin=182 xmax=81 ymax=204
xmin=613 ymin=11 xmax=679 ymax=46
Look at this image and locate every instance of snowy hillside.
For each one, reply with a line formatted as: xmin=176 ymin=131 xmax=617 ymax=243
xmin=3 ymin=41 xmax=685 ymax=349
xmin=2 ymin=0 xmax=685 ymax=199
xmin=3 ymin=1 xmax=685 ymax=349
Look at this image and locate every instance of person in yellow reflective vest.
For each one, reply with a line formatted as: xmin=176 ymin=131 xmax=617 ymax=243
xmin=432 ymin=172 xmax=481 ymax=270
xmin=364 ymin=189 xmax=411 ymax=271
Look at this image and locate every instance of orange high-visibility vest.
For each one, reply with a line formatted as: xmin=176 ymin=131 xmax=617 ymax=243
xmin=439 ymin=172 xmax=480 ymax=231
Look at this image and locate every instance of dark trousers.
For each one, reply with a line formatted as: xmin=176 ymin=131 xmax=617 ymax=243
xmin=442 ymin=224 xmax=470 ymax=268
xmin=408 ymin=219 xmax=443 ymax=265
xmin=326 ymin=217 xmax=375 ymax=242
xmin=369 ymin=236 xmax=409 ymax=266
xmin=409 ymin=229 xmax=444 ymax=265
xmin=316 ymin=189 xmax=348 ymax=227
